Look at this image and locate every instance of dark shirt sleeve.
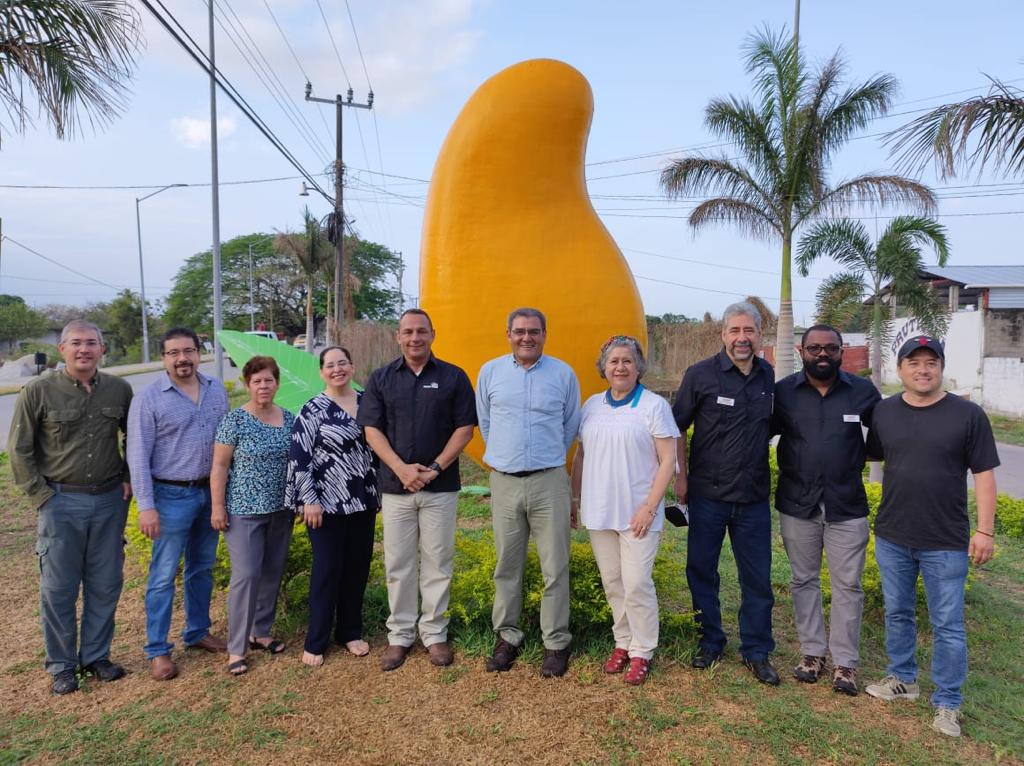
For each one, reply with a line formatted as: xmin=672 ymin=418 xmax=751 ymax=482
xmin=7 ymin=383 xmax=49 ymax=505
xmin=865 ymin=413 xmax=884 ymax=460
xmin=967 ymin=406 xmax=1001 ymax=474
xmin=451 ymin=368 xmax=478 ymax=428
xmin=355 ymin=370 xmax=387 ymax=430
xmin=769 ymin=387 xmax=784 ymax=437
xmin=860 ymin=384 xmax=882 ymax=430
xmin=672 ymin=368 xmax=698 ymax=430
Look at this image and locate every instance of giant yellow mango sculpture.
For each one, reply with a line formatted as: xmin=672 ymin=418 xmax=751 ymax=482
xmin=420 ymin=58 xmax=647 ymax=466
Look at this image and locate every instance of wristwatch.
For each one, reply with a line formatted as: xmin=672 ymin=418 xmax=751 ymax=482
xmin=428 ymin=462 xmax=442 ymax=474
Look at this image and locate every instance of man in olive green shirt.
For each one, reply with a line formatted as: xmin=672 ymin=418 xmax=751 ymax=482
xmin=8 ymin=319 xmax=133 ymax=695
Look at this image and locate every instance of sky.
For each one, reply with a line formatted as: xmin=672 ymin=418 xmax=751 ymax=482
xmin=2 ymin=0 xmax=1022 ymax=325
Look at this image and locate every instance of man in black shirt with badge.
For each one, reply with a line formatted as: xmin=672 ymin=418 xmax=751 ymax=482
xmin=771 ymin=324 xmax=880 ymax=696
xmin=864 ymin=335 xmax=999 ymax=739
xmin=673 ymin=301 xmax=779 ymax=685
xmin=358 ymin=308 xmax=477 ymax=672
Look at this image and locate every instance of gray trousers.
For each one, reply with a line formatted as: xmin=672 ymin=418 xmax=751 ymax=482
xmin=490 ymin=468 xmax=572 ymax=650
xmin=36 ymin=485 xmax=128 ymax=675
xmin=223 ymin=510 xmax=294 ymax=657
xmin=780 ymin=510 xmax=869 ymax=668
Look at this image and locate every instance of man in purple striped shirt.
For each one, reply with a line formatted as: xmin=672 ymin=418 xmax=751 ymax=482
xmin=127 ymin=327 xmax=230 ymax=680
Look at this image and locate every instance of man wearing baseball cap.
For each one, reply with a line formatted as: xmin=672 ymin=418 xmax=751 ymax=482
xmin=864 ymin=335 xmax=1000 ymax=738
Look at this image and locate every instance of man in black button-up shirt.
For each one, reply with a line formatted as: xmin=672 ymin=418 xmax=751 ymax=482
xmin=358 ymin=308 xmax=477 ymax=672
xmin=673 ymin=302 xmax=778 ymax=685
xmin=771 ymin=324 xmax=880 ymax=696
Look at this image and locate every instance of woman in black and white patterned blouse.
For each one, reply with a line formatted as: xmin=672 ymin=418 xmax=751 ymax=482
xmin=285 ymin=346 xmax=380 ymax=667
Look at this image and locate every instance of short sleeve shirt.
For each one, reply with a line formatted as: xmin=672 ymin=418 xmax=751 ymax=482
xmin=672 ymin=350 xmax=774 ymax=503
xmin=215 ymin=407 xmax=296 ymax=515
xmin=356 ymin=355 xmax=478 ymax=494
xmin=579 ymin=386 xmax=680 ymax=531
xmin=867 ymin=393 xmax=1000 ymax=549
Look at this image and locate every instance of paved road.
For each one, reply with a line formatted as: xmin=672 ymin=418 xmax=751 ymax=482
xmin=0 ymin=362 xmax=239 ymax=447
xmin=2 ymin=367 xmax=1023 ymax=499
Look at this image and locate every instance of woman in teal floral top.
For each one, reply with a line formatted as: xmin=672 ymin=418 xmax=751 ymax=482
xmin=211 ymin=356 xmax=296 ymax=675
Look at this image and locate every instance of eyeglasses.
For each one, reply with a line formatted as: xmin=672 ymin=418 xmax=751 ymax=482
xmin=510 ymin=328 xmax=543 ymax=338
xmin=323 ymin=360 xmax=352 ymax=370
xmin=163 ymin=348 xmax=199 ymax=358
xmin=804 ymin=344 xmax=842 ymax=356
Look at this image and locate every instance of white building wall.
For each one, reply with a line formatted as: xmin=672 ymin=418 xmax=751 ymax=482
xmin=982 ymin=358 xmax=1024 ymax=417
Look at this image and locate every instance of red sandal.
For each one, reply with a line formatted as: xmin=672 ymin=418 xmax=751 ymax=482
xmin=603 ymin=648 xmax=630 ymax=674
xmin=624 ymin=657 xmax=651 ymax=685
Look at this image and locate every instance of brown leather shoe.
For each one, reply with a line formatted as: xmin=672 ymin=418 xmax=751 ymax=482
xmin=187 ymin=633 xmax=227 ymax=653
xmin=427 ymin=641 xmax=454 ymax=667
xmin=485 ymin=638 xmax=520 ymax=673
xmin=380 ymin=644 xmax=411 ymax=672
xmin=150 ymin=654 xmax=179 ymax=681
xmin=541 ymin=647 xmax=571 ymax=678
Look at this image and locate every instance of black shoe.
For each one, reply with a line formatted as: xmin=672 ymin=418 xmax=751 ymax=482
xmin=51 ymin=669 xmax=79 ymax=695
xmin=485 ymin=638 xmax=520 ymax=673
xmin=691 ymin=648 xmax=723 ymax=669
xmin=82 ymin=659 xmax=127 ymax=682
xmin=540 ymin=647 xmax=571 ymax=678
xmin=743 ymin=657 xmax=781 ymax=686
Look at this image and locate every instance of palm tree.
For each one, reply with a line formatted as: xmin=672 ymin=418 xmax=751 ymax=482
xmin=0 ymin=0 xmax=141 ymax=142
xmin=659 ymin=27 xmax=936 ymax=377
xmin=887 ymin=76 xmax=1024 ymax=180
xmin=796 ymin=216 xmax=950 ymax=390
xmin=274 ymin=208 xmax=332 ymax=353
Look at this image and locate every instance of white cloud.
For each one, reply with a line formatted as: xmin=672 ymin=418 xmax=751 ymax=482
xmin=170 ymin=116 xmax=237 ymax=148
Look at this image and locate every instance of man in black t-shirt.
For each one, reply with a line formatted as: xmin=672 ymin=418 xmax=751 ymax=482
xmin=864 ymin=336 xmax=999 ymax=739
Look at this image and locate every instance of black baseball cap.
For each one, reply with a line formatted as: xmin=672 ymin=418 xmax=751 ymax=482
xmin=897 ymin=335 xmax=945 ymax=363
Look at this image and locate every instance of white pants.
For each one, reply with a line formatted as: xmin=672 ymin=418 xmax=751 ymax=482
xmin=381 ymin=491 xmax=458 ymax=647
xmin=589 ymin=528 xmax=661 ymax=659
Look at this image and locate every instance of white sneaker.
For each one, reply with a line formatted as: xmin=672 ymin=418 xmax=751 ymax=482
xmin=865 ymin=675 xmax=921 ymax=701
xmin=932 ymin=707 xmax=961 ymax=737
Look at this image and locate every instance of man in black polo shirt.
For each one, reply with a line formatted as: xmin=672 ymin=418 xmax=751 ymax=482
xmin=864 ymin=336 xmax=999 ymax=739
xmin=771 ymin=324 xmax=880 ymax=695
xmin=673 ymin=301 xmax=779 ymax=685
xmin=358 ymin=309 xmax=477 ymax=672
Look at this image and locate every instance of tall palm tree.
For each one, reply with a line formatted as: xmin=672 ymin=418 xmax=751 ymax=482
xmin=0 ymin=0 xmax=141 ymax=142
xmin=274 ymin=208 xmax=332 ymax=353
xmin=796 ymin=216 xmax=950 ymax=390
xmin=660 ymin=27 xmax=936 ymax=377
xmin=887 ymin=76 xmax=1024 ymax=180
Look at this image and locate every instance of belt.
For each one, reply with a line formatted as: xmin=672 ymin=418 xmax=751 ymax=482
xmin=47 ymin=476 xmax=122 ymax=495
xmin=154 ymin=477 xmax=210 ymax=488
xmin=498 ymin=467 xmax=555 ymax=478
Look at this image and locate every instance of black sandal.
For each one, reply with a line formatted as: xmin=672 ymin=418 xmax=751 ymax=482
xmin=228 ymin=659 xmax=248 ymax=676
xmin=249 ymin=638 xmax=285 ymax=654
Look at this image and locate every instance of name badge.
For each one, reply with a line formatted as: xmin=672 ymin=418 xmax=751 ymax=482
xmin=717 ymin=396 xmax=735 ymax=407
xmin=423 ymin=382 xmax=438 ymax=389
xmin=843 ymin=414 xmax=860 ymax=423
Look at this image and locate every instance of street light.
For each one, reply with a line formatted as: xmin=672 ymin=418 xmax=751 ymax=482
xmin=136 ymin=184 xmax=186 ymax=363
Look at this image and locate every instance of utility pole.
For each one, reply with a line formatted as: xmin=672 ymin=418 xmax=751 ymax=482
xmin=209 ymin=0 xmax=224 ymax=379
xmin=305 ymin=83 xmax=373 ymax=342
xmin=793 ymin=0 xmax=801 ymax=47
xmin=136 ymin=184 xmax=185 ymax=363
xmin=396 ymin=251 xmax=404 ymax=312
xmin=248 ymin=244 xmax=255 ymax=331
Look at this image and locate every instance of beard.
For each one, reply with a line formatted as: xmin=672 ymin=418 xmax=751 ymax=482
xmin=803 ymin=356 xmax=840 ymax=381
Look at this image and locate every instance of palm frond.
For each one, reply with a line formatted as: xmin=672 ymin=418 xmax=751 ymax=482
xmin=688 ymin=197 xmax=779 ymax=241
xmin=660 ymin=156 xmax=778 ymax=222
xmin=814 ymin=272 xmax=866 ymax=329
xmin=875 ymin=215 xmax=950 ymax=270
xmin=814 ymin=173 xmax=936 ymax=218
xmin=0 ymin=0 xmax=142 ymax=139
xmin=887 ymin=78 xmax=1024 ymax=179
xmin=705 ymin=96 xmax=783 ymax=182
xmin=815 ymin=74 xmax=898 ymax=158
xmin=796 ymin=219 xmax=873 ymax=276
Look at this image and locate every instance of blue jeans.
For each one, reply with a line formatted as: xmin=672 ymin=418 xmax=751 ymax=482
xmin=143 ymin=484 xmax=220 ymax=659
xmin=686 ymin=495 xmax=775 ymax=661
xmin=874 ymin=535 xmax=968 ymax=709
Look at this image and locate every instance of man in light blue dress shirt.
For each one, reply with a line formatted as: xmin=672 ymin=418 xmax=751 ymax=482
xmin=476 ymin=307 xmax=581 ymax=678
xmin=127 ymin=327 xmax=229 ymax=681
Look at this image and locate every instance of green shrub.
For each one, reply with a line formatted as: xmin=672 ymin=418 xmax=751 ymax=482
xmin=996 ymin=494 xmax=1024 ymax=538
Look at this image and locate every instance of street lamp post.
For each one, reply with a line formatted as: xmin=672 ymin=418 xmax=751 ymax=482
xmin=135 ymin=183 xmax=186 ymax=363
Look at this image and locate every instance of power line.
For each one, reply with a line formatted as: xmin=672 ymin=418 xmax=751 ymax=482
xmin=0 ymin=272 xmax=171 ymax=289
xmin=2 ymin=236 xmax=122 ymax=290
xmin=140 ymin=0 xmax=332 ymax=202
xmin=314 ymin=0 xmax=351 ymax=86
xmin=622 ymin=247 xmax=816 ymax=278
xmin=634 ymin=274 xmax=816 ymax=303
xmin=0 ymin=174 xmax=311 ymax=190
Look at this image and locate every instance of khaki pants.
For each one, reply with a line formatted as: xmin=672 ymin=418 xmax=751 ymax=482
xmin=490 ymin=468 xmax=572 ymax=650
xmin=381 ymin=491 xmax=458 ymax=647
xmin=589 ymin=529 xmax=661 ymax=659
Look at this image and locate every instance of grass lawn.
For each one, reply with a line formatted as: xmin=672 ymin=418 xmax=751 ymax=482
xmin=1 ymin=454 xmax=1022 ymax=765
xmin=988 ymin=413 xmax=1024 ymax=447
